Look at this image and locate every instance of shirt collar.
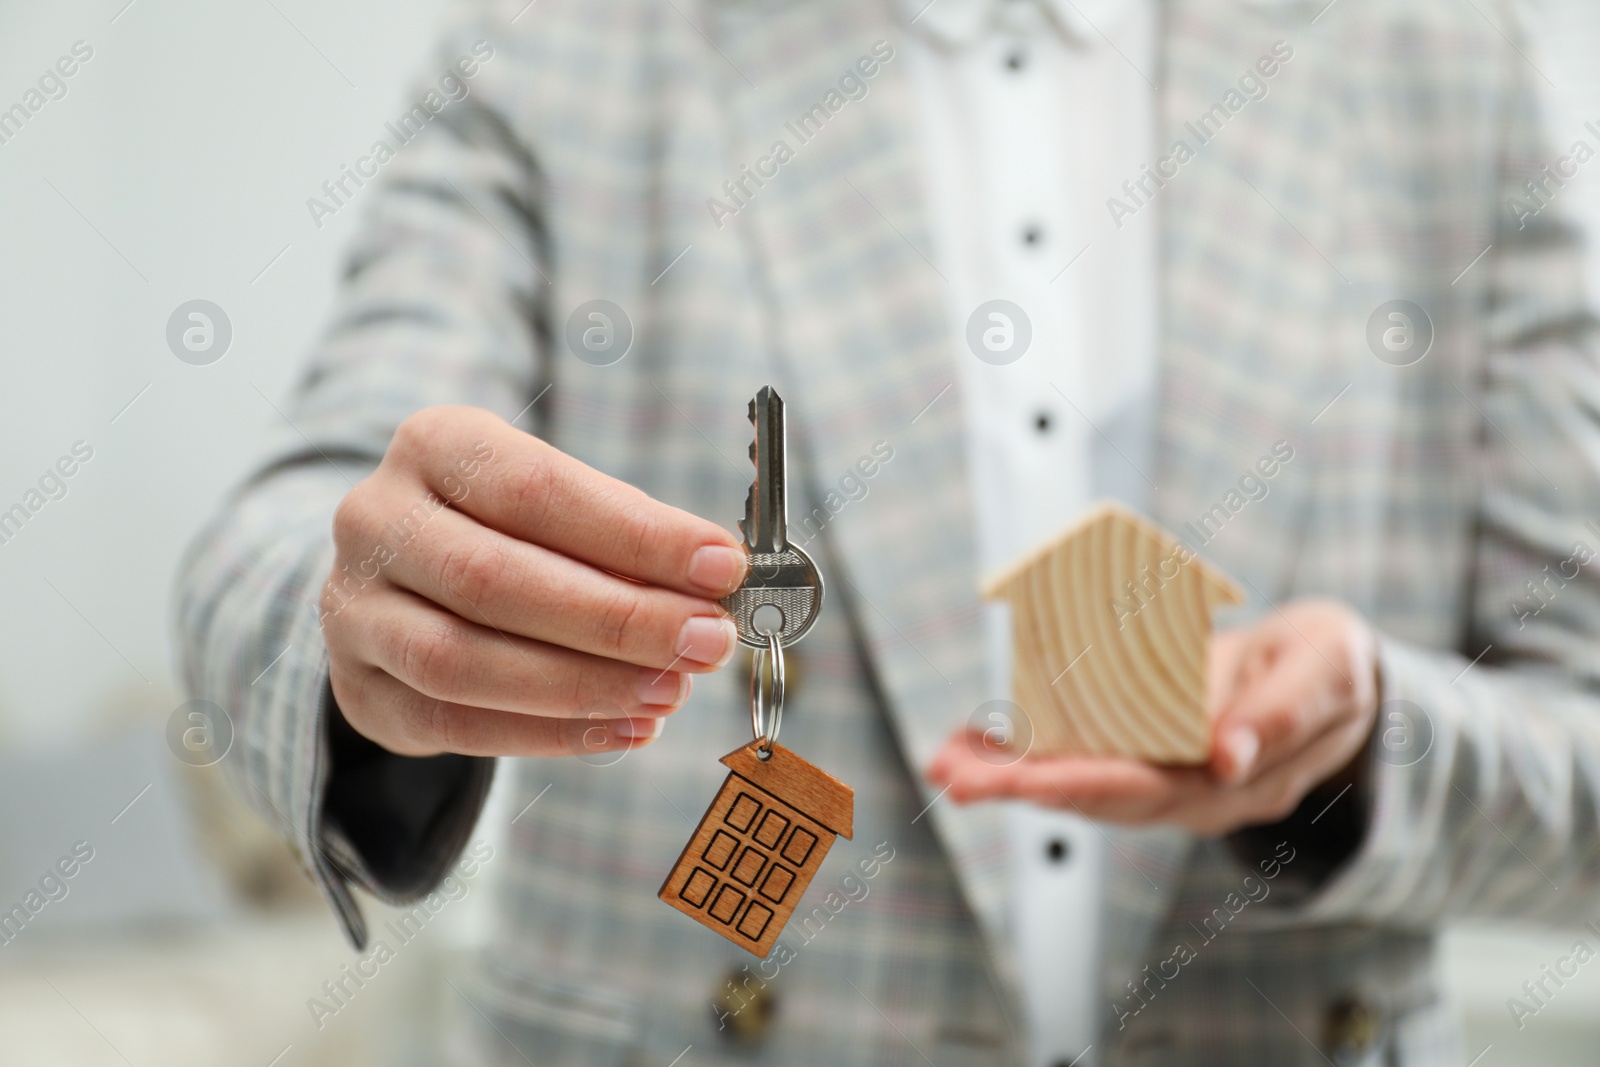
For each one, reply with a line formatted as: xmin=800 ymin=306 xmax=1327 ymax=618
xmin=896 ymin=0 xmax=1136 ymax=50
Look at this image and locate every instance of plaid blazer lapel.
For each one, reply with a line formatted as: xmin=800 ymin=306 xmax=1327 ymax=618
xmin=1147 ymin=0 xmax=1417 ymax=616
xmin=1150 ymin=0 xmax=1344 ymax=604
xmin=707 ymin=0 xmax=1021 ymax=993
xmin=1096 ymin=0 xmax=1370 ymax=994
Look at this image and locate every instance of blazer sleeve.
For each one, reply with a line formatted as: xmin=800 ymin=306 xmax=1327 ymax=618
xmin=1268 ymin=29 xmax=1600 ymax=929
xmin=173 ymin=6 xmax=547 ymax=949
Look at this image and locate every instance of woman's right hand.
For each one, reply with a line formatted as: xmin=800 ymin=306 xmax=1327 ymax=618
xmin=320 ymin=405 xmax=747 ymax=759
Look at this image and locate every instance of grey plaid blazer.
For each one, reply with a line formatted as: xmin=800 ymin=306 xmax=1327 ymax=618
xmin=176 ymin=0 xmax=1600 ymax=1063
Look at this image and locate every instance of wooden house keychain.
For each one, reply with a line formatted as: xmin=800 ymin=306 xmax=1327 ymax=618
xmin=658 ymin=387 xmax=854 ymax=957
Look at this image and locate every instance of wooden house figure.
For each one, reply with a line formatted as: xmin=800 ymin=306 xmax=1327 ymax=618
xmin=660 ymin=741 xmax=853 ymax=957
xmin=981 ymin=503 xmax=1243 ymax=764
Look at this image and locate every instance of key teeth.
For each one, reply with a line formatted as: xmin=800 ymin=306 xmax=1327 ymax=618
xmin=741 ymin=386 xmax=780 ymax=553
xmin=743 ymin=394 xmax=759 ymax=548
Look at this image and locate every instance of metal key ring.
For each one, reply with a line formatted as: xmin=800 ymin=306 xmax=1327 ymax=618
xmin=749 ymin=630 xmax=784 ymax=756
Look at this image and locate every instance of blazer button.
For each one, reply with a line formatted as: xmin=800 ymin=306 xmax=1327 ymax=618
xmin=738 ymin=646 xmax=804 ymax=706
xmin=712 ymin=968 xmax=777 ymax=1043
xmin=1321 ymin=994 xmax=1381 ymax=1065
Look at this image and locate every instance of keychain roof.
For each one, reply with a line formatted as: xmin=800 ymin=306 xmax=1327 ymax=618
xmin=982 ymin=503 xmax=1243 ymax=764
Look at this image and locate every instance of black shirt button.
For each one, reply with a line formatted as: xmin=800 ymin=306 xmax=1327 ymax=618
xmin=1034 ymin=411 xmax=1052 ymax=434
xmin=1021 ymin=223 xmax=1044 ymax=247
xmin=1046 ymin=837 xmax=1069 ymax=863
xmin=1005 ymin=50 xmax=1027 ymax=72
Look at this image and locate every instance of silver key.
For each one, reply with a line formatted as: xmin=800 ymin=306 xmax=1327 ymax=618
xmin=722 ymin=386 xmax=824 ymax=648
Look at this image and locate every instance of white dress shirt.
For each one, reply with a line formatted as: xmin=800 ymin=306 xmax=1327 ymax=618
xmin=901 ymin=1 xmax=1159 ymax=1064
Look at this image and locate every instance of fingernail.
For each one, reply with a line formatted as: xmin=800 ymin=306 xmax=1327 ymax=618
xmin=676 ymin=615 xmax=738 ymax=667
xmin=617 ymin=717 xmax=664 ymax=740
xmin=687 ymin=545 xmax=746 ymax=595
xmin=1225 ymin=729 xmax=1259 ymax=781
xmin=636 ymin=670 xmax=689 ymax=706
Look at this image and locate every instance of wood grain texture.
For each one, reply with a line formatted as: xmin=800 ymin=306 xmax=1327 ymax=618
xmin=721 ymin=741 xmax=854 ymax=839
xmin=982 ymin=504 xmax=1243 ymax=764
xmin=659 ymin=742 xmax=854 ymax=957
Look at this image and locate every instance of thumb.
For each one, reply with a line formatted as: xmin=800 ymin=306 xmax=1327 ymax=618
xmin=1206 ymin=625 xmax=1252 ymax=720
xmin=1209 ymin=641 xmax=1325 ymax=785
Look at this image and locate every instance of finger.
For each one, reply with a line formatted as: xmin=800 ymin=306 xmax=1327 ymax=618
xmin=1013 ymin=759 xmax=1213 ymax=821
xmin=1207 ymin=720 xmax=1361 ymax=833
xmin=1208 ymin=611 xmax=1300 ymax=706
xmin=936 ymin=736 xmax=1205 ymax=819
xmin=389 ymin=407 xmax=747 ymax=597
xmin=935 ymin=715 xmax=1365 ymax=834
xmin=925 ymin=731 xmax=1019 ymax=791
xmin=1206 ymin=625 xmax=1255 ymax=719
xmin=1053 ymin=720 xmax=1358 ymax=834
xmin=382 ymin=502 xmax=737 ymax=671
xmin=1209 ymin=641 xmax=1345 ymax=785
xmin=926 ymin=728 xmax=1028 ymax=784
xmin=925 ymin=732 xmax=965 ymax=784
xmin=345 ymin=586 xmax=695 ymax=718
xmin=343 ymin=665 xmax=668 ymax=758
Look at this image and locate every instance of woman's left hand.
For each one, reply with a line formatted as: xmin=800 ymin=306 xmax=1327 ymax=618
xmin=925 ymin=599 xmax=1381 ymax=836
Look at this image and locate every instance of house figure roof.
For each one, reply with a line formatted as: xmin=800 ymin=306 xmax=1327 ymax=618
xmin=981 ymin=503 xmax=1243 ymax=764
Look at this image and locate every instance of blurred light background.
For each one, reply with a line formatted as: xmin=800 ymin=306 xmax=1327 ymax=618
xmin=0 ymin=0 xmax=1598 ymax=1064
